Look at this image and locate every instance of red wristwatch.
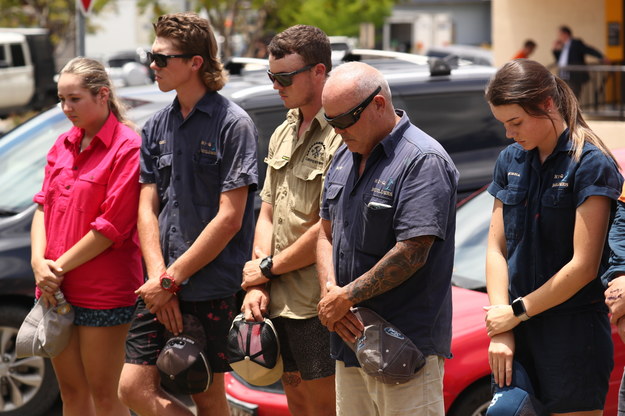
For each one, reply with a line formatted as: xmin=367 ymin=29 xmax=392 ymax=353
xmin=160 ymin=272 xmax=181 ymax=294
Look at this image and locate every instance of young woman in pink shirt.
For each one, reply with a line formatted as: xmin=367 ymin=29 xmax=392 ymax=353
xmin=31 ymin=57 xmax=143 ymax=416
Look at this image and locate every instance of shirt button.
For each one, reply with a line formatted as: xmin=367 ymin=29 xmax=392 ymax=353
xmin=339 ymin=252 xmax=344 ymax=258
xmin=278 ymin=218 xmax=283 ymax=224
xmin=344 ymin=220 xmax=349 ymax=227
xmin=173 ymin=201 xmax=179 ymax=207
xmin=172 ymin=227 xmax=177 ymax=232
xmin=73 ymin=166 xmax=78 ymax=170
xmin=65 ymin=185 xmax=70 ymax=190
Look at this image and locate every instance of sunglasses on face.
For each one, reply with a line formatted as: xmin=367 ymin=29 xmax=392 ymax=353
xmin=267 ymin=63 xmax=315 ymax=87
xmin=324 ymin=86 xmax=382 ymax=130
xmin=147 ymin=51 xmax=195 ymax=68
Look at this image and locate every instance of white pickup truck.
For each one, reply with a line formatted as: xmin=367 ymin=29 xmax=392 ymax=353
xmin=0 ymin=28 xmax=57 ymax=117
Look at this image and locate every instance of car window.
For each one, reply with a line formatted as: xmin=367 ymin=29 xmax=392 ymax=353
xmin=452 ymin=190 xmax=493 ymax=290
xmin=401 ymin=91 xmax=505 ymax=153
xmin=0 ymin=109 xmax=69 ymax=214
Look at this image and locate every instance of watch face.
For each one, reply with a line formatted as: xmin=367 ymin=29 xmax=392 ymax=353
xmin=162 ymin=278 xmax=172 ymax=289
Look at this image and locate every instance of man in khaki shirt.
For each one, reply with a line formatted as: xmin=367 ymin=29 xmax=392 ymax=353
xmin=241 ymin=25 xmax=342 ymax=415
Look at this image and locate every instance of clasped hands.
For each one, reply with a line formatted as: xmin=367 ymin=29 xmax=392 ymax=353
xmin=605 ymin=275 xmax=625 ymax=343
xmin=483 ymin=304 xmax=519 ymax=338
xmin=317 ymin=282 xmax=364 ymax=345
xmin=32 ymin=257 xmax=64 ymax=307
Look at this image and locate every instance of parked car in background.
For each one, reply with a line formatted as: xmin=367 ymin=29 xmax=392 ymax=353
xmin=0 ymin=28 xmax=57 ymax=117
xmin=426 ymin=44 xmax=494 ymax=67
xmin=0 ymin=52 xmax=510 ymax=416
xmin=104 ymin=48 xmax=154 ymax=87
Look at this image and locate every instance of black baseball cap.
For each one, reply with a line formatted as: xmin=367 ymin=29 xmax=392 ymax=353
xmin=156 ymin=314 xmax=212 ymax=395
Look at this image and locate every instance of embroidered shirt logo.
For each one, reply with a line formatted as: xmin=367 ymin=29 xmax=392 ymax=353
xmin=372 ymin=178 xmax=394 ymax=197
xmin=552 ymin=173 xmax=569 ymax=188
xmin=305 ymin=142 xmax=325 ymax=167
xmin=200 ymin=140 xmax=217 ymax=156
xmin=507 ymin=172 xmax=521 ymax=177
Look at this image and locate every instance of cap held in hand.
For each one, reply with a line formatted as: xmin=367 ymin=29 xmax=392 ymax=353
xmin=349 ymin=307 xmax=425 ymax=385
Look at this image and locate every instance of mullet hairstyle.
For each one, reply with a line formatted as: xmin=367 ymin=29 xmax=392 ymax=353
xmin=154 ymin=12 xmax=227 ymax=91
xmin=485 ymin=59 xmax=616 ymax=163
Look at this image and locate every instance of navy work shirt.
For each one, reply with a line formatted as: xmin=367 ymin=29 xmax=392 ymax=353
xmin=488 ymin=130 xmax=623 ymax=312
xmin=140 ymin=92 xmax=258 ymax=301
xmin=320 ymin=110 xmax=459 ymax=366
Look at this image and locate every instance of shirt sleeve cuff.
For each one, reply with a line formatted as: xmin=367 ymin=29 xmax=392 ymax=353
xmin=33 ymin=192 xmax=45 ymax=205
xmin=91 ymin=217 xmax=124 ymax=247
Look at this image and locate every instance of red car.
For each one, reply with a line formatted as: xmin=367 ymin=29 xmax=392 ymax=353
xmin=225 ymin=148 xmax=625 ymax=416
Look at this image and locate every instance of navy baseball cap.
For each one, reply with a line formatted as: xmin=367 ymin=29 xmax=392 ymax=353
xmin=486 ymin=361 xmax=546 ymax=416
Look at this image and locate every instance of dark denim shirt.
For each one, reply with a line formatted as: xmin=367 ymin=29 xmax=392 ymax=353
xmin=487 ymin=130 xmax=623 ymax=312
xmin=320 ymin=111 xmax=459 ymax=365
xmin=140 ymin=92 xmax=258 ymax=301
xmin=602 ymin=197 xmax=625 ymax=285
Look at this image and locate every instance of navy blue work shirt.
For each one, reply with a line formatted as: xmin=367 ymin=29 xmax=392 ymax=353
xmin=488 ymin=130 xmax=623 ymax=312
xmin=602 ymin=197 xmax=625 ymax=285
xmin=320 ymin=110 xmax=459 ymax=366
xmin=140 ymin=91 xmax=258 ymax=301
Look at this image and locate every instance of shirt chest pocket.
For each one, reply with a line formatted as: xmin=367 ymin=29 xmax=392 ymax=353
xmin=192 ymin=153 xmax=220 ymax=206
xmin=541 ymin=188 xmax=576 ymax=237
xmin=497 ymin=187 xmax=527 ymax=241
xmin=76 ymin=168 xmax=109 ymax=214
xmin=155 ymin=153 xmax=173 ymax=198
xmin=324 ymin=183 xmax=343 ymax=221
xmin=360 ymin=194 xmax=395 ymax=257
xmin=291 ymin=164 xmax=323 ymax=217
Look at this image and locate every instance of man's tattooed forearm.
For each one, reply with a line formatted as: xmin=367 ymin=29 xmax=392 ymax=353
xmin=346 ymin=235 xmax=434 ymax=304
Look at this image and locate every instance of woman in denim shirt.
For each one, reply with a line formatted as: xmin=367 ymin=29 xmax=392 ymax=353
xmin=483 ymin=59 xmax=623 ymax=415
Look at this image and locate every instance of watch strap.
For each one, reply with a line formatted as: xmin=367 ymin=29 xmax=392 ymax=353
xmin=160 ymin=271 xmax=181 ymax=294
xmin=511 ymin=297 xmax=530 ymax=321
xmin=260 ymin=256 xmax=280 ymax=280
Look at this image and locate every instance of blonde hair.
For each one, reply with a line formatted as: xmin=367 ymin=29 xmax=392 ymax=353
xmin=60 ymin=57 xmax=133 ymax=128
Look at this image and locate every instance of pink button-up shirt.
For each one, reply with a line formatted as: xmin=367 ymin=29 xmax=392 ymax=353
xmin=34 ymin=112 xmax=143 ymax=309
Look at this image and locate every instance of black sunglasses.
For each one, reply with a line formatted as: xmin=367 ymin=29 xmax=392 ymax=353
xmin=267 ymin=64 xmax=315 ymax=87
xmin=324 ymin=86 xmax=382 ymax=129
xmin=147 ymin=51 xmax=195 ymax=68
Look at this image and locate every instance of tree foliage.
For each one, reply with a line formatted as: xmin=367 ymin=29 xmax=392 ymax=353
xmin=0 ymin=0 xmax=111 ymax=59
xmin=139 ymin=0 xmax=395 ymax=58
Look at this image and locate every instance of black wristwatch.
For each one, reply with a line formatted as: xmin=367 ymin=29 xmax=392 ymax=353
xmin=259 ymin=256 xmax=280 ymax=280
xmin=511 ymin=297 xmax=530 ymax=321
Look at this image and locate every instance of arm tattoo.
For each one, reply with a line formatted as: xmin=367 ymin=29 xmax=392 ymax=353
xmin=346 ymin=235 xmax=435 ymax=304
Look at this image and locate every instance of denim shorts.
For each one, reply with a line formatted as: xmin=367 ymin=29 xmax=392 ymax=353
xmin=125 ymin=295 xmax=237 ymax=373
xmin=514 ymin=308 xmax=613 ymax=413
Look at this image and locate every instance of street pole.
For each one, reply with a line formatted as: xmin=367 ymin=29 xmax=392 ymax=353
xmin=76 ymin=0 xmax=86 ymax=56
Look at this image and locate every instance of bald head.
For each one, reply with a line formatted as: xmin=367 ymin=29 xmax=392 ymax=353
xmin=322 ymin=62 xmax=399 ymax=156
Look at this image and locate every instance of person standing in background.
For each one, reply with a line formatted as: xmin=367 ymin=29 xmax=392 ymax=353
xmin=512 ymin=39 xmax=536 ymax=60
xmin=553 ymin=25 xmax=609 ymax=97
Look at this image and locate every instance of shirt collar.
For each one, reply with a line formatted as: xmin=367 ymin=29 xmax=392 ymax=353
xmin=376 ymin=109 xmax=410 ymax=157
xmin=172 ymin=91 xmax=219 ymax=118
xmin=285 ymin=107 xmax=329 ymax=130
xmin=65 ymin=111 xmax=118 ymax=149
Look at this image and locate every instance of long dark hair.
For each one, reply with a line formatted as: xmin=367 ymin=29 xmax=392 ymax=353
xmin=485 ymin=59 xmax=615 ymax=162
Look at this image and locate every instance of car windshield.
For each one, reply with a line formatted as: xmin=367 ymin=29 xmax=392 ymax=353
xmin=452 ymin=190 xmax=493 ymax=291
xmin=0 ymin=107 xmax=70 ymax=215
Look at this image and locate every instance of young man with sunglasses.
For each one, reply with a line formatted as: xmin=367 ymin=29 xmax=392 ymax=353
xmin=118 ymin=12 xmax=258 ymax=416
xmin=240 ymin=25 xmax=342 ymax=415
xmin=317 ymin=62 xmax=459 ymax=415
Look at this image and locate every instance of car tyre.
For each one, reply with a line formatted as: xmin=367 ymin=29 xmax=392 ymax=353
xmin=0 ymin=303 xmax=60 ymax=416
xmin=448 ymin=380 xmax=492 ymax=416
